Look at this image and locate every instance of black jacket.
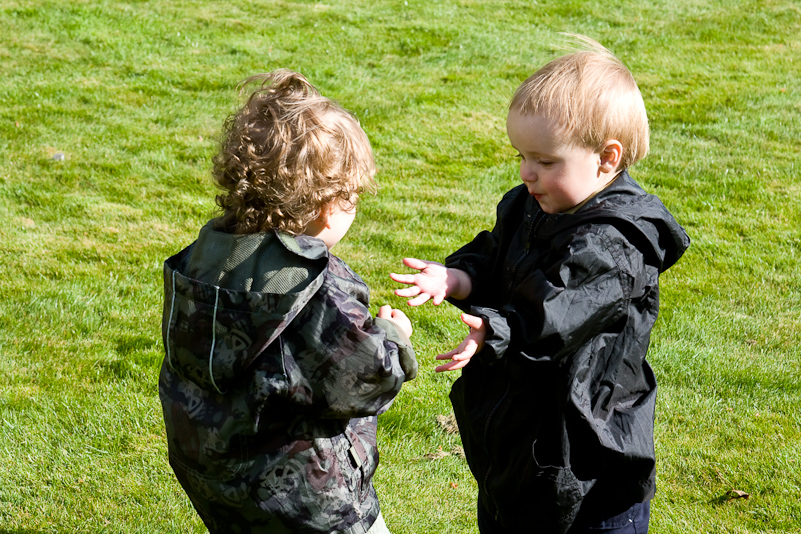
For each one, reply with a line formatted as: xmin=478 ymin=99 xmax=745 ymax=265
xmin=445 ymin=172 xmax=690 ymax=532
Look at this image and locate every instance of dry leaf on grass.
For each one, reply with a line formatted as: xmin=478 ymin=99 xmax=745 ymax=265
xmin=725 ymin=489 xmax=750 ymax=500
xmin=423 ymin=448 xmax=451 ymax=460
xmin=436 ymin=414 xmax=460 ymax=434
xmin=423 ymin=445 xmax=466 ymax=461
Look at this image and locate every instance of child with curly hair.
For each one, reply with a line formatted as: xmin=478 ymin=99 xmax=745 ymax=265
xmin=160 ymin=69 xmax=416 ymax=534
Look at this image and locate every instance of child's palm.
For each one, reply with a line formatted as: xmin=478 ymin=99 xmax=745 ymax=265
xmin=390 ymin=258 xmax=450 ymax=306
xmin=435 ymin=313 xmax=485 ymax=372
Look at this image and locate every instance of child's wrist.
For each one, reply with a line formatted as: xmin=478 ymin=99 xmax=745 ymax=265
xmin=448 ymin=268 xmax=472 ymax=300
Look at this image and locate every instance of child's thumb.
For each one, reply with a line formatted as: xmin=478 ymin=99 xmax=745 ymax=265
xmin=461 ymin=313 xmax=484 ymax=330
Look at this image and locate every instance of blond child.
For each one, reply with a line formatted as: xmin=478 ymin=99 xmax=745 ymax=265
xmin=392 ymin=36 xmax=689 ymax=533
xmin=160 ymin=70 xmax=416 ymax=534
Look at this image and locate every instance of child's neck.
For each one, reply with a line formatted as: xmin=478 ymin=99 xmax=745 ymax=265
xmin=564 ymin=173 xmax=620 ymax=214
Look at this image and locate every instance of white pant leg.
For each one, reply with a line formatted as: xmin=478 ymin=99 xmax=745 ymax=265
xmin=366 ymin=512 xmax=392 ymax=534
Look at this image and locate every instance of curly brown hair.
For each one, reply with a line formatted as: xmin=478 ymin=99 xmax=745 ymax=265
xmin=212 ymin=70 xmax=376 ymax=234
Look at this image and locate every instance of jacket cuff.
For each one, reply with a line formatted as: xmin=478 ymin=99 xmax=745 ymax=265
xmin=374 ymin=317 xmax=418 ymax=380
xmin=470 ymin=306 xmax=510 ymax=362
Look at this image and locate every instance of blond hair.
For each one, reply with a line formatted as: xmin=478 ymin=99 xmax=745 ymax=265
xmin=213 ymin=69 xmax=376 ymax=234
xmin=510 ymin=35 xmax=649 ymax=170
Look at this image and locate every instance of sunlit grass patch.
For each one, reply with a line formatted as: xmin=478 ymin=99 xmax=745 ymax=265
xmin=1 ymin=0 xmax=800 ymax=532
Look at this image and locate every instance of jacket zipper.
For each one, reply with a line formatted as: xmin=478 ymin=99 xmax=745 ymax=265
xmin=507 ymin=209 xmax=543 ymax=294
xmin=481 ymin=358 xmax=511 ymax=521
xmin=487 ymin=207 xmax=543 ymax=521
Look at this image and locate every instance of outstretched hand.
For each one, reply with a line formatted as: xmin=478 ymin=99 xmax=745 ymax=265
xmin=390 ymin=258 xmax=472 ymax=306
xmin=435 ymin=313 xmax=485 ymax=372
xmin=390 ymin=258 xmax=451 ymax=306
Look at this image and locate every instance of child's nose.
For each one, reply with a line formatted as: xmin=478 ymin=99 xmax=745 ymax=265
xmin=520 ymin=162 xmax=535 ymax=181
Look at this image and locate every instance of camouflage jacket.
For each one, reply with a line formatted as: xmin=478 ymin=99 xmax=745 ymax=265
xmin=159 ymin=222 xmax=416 ymax=533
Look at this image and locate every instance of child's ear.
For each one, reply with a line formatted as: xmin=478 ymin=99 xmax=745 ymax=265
xmin=317 ymin=202 xmax=334 ymax=229
xmin=599 ymin=140 xmax=623 ymax=173
xmin=304 ymin=203 xmax=332 ymax=237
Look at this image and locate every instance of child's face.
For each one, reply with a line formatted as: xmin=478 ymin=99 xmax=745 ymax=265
xmin=507 ymin=110 xmax=608 ymax=214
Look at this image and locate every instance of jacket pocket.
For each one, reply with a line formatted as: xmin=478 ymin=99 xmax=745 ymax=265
xmin=342 ymin=421 xmax=378 ymax=502
xmin=525 ymin=441 xmax=584 ymax=533
xmin=262 ymin=437 xmax=369 ymax=532
xmin=486 ymin=439 xmax=584 ymax=533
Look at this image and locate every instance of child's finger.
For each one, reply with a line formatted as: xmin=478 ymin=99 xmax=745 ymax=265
xmin=437 ymin=343 xmax=475 ymax=360
xmin=394 ymin=286 xmax=421 ymax=298
xmin=435 ymin=359 xmax=471 ymax=372
xmin=407 ymin=293 xmax=432 ymax=306
xmin=389 ymin=272 xmax=415 ymax=284
xmin=402 ymin=257 xmax=428 ymax=270
xmin=435 ymin=349 xmax=459 ymax=360
xmin=451 ymin=345 xmax=477 ymax=361
xmin=390 ymin=309 xmax=408 ymax=321
xmin=461 ymin=313 xmax=484 ymax=330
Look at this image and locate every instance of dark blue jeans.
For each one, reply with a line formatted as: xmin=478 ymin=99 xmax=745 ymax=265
xmin=477 ymin=498 xmax=650 ymax=534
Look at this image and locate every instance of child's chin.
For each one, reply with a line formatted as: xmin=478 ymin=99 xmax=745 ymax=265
xmin=534 ymin=197 xmax=555 ymax=212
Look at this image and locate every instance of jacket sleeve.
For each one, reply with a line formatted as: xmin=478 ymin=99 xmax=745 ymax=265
xmin=290 ymin=279 xmax=417 ymax=420
xmin=472 ymin=226 xmax=638 ymax=365
xmin=374 ymin=316 xmax=417 ymax=380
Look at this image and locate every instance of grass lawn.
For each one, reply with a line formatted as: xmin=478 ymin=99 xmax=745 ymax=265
xmin=1 ymin=0 xmax=800 ymax=532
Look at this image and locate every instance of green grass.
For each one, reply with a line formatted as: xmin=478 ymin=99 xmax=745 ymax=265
xmin=1 ymin=0 xmax=800 ymax=532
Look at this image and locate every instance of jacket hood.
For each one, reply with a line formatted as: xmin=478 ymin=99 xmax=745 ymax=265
xmin=161 ymin=226 xmax=329 ymax=393
xmin=541 ymin=171 xmax=690 ymax=272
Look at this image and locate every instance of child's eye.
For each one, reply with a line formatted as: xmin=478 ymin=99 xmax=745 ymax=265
xmin=514 ymin=153 xmax=523 ymax=160
xmin=539 ymin=160 xmax=554 ymax=167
